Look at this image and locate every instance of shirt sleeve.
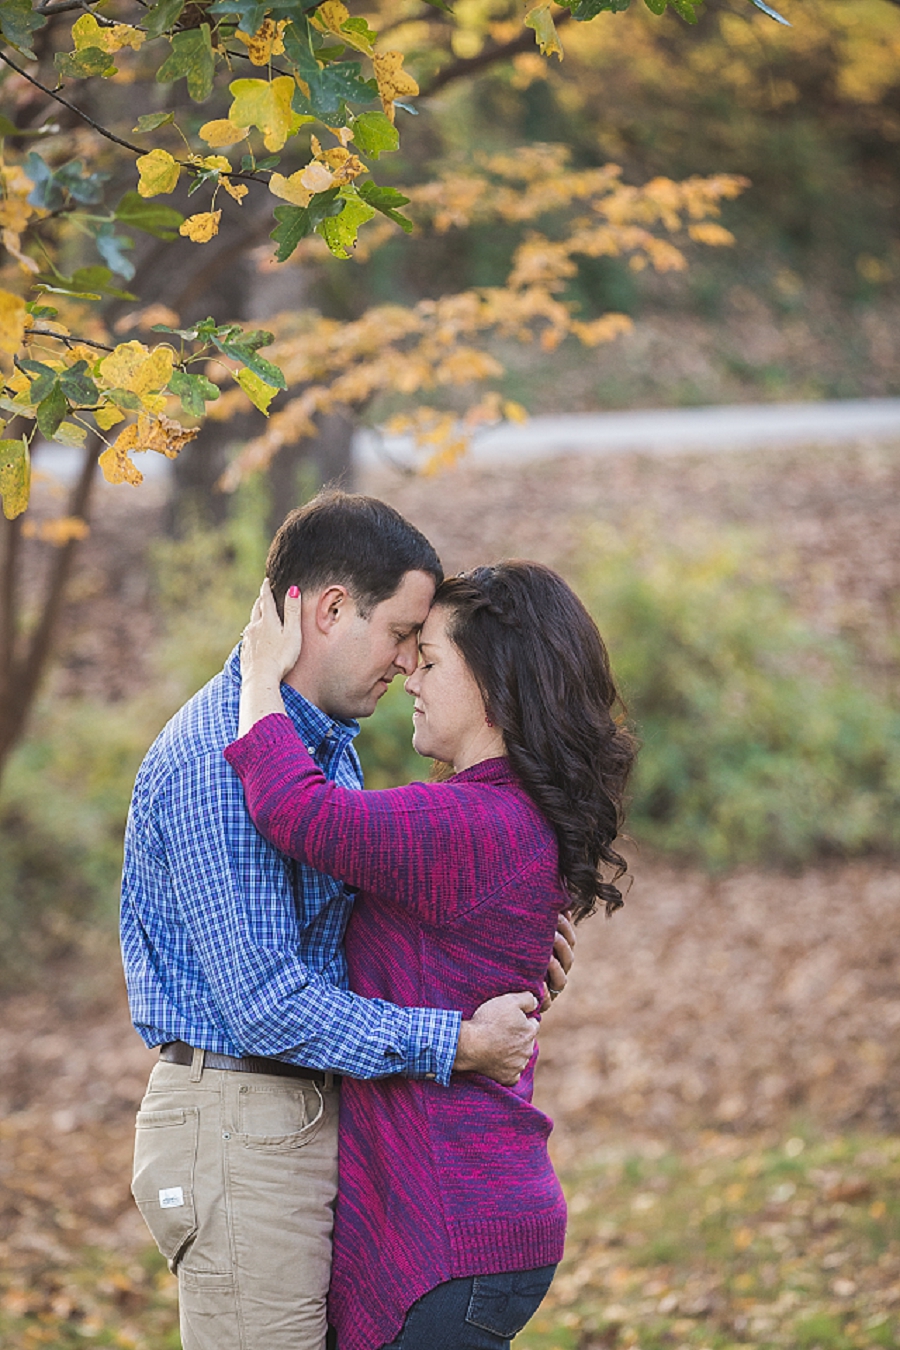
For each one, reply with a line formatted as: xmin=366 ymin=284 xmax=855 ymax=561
xmin=153 ymin=751 xmax=461 ymax=1084
xmin=224 ymin=714 xmax=531 ymax=925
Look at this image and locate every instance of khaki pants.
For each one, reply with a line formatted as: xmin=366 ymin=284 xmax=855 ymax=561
xmin=132 ymin=1057 xmax=339 ymax=1350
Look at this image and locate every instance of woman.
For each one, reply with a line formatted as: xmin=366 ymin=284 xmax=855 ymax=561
xmin=224 ymin=561 xmax=635 ymax=1350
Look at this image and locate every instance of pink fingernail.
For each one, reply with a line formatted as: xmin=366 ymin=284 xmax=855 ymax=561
xmin=288 ymin=585 xmax=299 ymax=598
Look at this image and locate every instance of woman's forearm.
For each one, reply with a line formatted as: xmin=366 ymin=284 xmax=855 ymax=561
xmin=238 ymin=674 xmax=286 ymax=738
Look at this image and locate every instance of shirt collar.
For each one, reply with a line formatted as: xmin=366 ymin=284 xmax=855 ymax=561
xmin=226 ymin=645 xmax=359 ymax=756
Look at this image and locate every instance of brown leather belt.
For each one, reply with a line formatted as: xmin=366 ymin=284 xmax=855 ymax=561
xmin=160 ymin=1041 xmax=340 ymax=1086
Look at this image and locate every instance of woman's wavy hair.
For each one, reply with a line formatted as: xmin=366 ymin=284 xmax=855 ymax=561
xmin=433 ymin=561 xmax=636 ymax=922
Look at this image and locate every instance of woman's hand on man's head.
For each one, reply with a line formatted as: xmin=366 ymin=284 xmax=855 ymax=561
xmin=237 ymin=580 xmax=302 ymax=737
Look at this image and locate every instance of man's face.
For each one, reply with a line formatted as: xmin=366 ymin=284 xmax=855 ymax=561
xmin=318 ymin=569 xmax=437 ymax=721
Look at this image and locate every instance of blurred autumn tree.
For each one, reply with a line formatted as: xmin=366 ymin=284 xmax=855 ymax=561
xmin=0 ymin=0 xmax=779 ymax=779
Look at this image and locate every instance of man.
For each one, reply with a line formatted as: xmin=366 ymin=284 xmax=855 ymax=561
xmin=122 ymin=491 xmax=572 ymax=1350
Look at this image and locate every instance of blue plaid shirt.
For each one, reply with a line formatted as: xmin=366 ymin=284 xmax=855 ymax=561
xmin=121 ymin=647 xmax=461 ymax=1084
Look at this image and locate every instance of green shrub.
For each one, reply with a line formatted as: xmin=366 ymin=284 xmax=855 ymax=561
xmin=580 ymin=525 xmax=900 ymax=869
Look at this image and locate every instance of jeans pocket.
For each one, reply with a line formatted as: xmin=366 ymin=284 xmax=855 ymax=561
xmin=466 ymin=1265 xmax=557 ymax=1339
xmin=132 ymin=1106 xmax=200 ymax=1267
xmin=236 ymin=1080 xmax=325 ymax=1150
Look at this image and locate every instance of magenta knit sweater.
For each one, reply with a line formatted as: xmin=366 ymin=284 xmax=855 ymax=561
xmin=225 ymin=714 xmax=568 ymax=1350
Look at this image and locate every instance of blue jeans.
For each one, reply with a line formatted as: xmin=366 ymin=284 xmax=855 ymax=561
xmin=375 ymin=1265 xmax=557 ymax=1350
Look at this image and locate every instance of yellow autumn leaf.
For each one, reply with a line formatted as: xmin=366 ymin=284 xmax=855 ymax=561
xmin=136 ymin=148 xmax=181 ymax=198
xmin=300 ymin=161 xmax=335 ymax=193
xmin=93 ymin=400 xmax=126 ymax=431
xmin=234 ymin=17 xmax=287 ymax=66
xmin=236 ymin=367 xmax=279 ymax=415
xmin=199 ymin=155 xmax=232 ymax=173
xmin=228 ymin=77 xmax=308 ymax=153
xmin=321 ymin=147 xmax=366 ymax=184
xmin=99 ymin=413 xmax=198 ymax=485
xmin=313 ymin=1 xmax=373 ymax=54
xmin=97 ymin=341 xmax=175 ymax=398
xmin=0 ymin=290 xmax=26 ymax=357
xmin=372 ymin=52 xmax=419 ymax=123
xmin=222 ymin=178 xmax=248 ymax=203
xmin=72 ymin=13 xmax=144 ymax=52
xmin=524 ymin=5 xmax=563 ymax=60
xmin=99 ymin=427 xmax=144 ymax=486
xmin=199 ymin=119 xmax=250 ymax=147
xmin=269 ymin=172 xmax=313 ymax=207
xmin=179 ymin=211 xmax=222 ymax=243
xmin=2 ymin=226 xmax=39 ymax=275
xmin=0 ymin=437 xmax=29 ymax=518
xmin=688 ymin=222 xmax=735 ymax=247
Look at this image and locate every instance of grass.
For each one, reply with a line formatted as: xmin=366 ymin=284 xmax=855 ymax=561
xmin=2 ymin=1132 xmax=899 ymax=1348
xmin=517 ymin=1133 xmax=900 ymax=1350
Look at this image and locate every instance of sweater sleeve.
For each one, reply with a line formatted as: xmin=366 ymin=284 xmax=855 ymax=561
xmin=224 ymin=713 xmax=517 ymax=925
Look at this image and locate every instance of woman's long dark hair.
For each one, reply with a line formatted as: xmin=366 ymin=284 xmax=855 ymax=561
xmin=433 ymin=562 xmax=636 ymax=922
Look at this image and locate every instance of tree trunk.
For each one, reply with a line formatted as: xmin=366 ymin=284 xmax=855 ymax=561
xmin=0 ymin=438 xmax=98 ymax=786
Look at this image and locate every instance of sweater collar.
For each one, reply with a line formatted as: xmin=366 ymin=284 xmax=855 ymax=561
xmin=450 ymin=755 xmax=514 ymax=786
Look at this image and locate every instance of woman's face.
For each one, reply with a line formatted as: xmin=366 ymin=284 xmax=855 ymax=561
xmin=404 ymin=607 xmax=502 ymax=773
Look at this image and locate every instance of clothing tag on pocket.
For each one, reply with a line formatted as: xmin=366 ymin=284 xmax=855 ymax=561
xmin=159 ymin=1186 xmax=185 ymax=1209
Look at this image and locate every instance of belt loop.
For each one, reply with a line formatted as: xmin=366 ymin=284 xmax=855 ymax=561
xmin=324 ymin=1071 xmax=333 ymax=1090
xmin=190 ymin=1046 xmax=205 ymax=1082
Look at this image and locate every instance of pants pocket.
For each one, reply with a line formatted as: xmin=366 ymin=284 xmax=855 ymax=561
xmin=466 ymin=1265 xmax=557 ymax=1339
xmin=236 ymin=1080 xmax=325 ymax=1151
xmin=132 ymin=1106 xmax=200 ymax=1267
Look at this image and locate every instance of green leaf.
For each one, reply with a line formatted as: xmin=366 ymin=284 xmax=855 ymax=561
xmin=34 ymin=283 xmax=103 ymax=301
xmin=557 ymin=0 xmax=630 ymax=17
xmin=642 ymin=0 xmax=666 ymax=11
xmin=143 ymin=0 xmax=185 ymax=40
xmin=0 ymin=438 xmax=29 ymax=520
xmin=106 ymin=388 xmax=144 ymax=412
xmin=213 ymin=332 xmax=286 ymax=390
xmin=58 ymin=360 xmax=99 ymax=406
xmin=209 ymin=0 xmax=269 ymax=34
xmin=132 ymin=112 xmax=176 ymax=134
xmin=350 ymin=111 xmax=399 ymax=160
xmin=169 ymin=369 xmax=220 ymax=417
xmin=115 ymin=191 xmax=185 ymax=240
xmin=19 ymin=359 xmax=57 ymax=404
xmin=271 ymin=204 xmax=312 ymax=262
xmin=157 ymin=25 xmax=216 ymax=103
xmin=52 ymin=420 xmax=87 ymax=448
xmin=284 ymin=19 xmax=375 ymax=121
xmin=356 ymin=181 xmax=413 ymax=233
xmin=0 ymin=113 xmax=53 ymax=138
xmin=95 ymin=224 xmax=135 ymax=281
xmin=55 ymin=46 xmax=117 ymax=79
xmin=318 ymin=193 xmax=375 ymax=258
xmin=25 ymin=302 xmax=59 ymax=320
xmin=36 ymin=383 xmax=68 ymax=439
xmin=669 ymin=0 xmax=699 ymax=21
xmin=270 ymin=187 xmax=344 ymax=260
xmin=0 ymin=0 xmax=46 ymax=59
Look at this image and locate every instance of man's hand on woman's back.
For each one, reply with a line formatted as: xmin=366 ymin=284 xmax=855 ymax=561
xmin=454 ymin=992 xmax=538 ymax=1085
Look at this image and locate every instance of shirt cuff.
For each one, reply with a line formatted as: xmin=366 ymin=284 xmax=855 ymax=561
xmin=393 ymin=1007 xmax=462 ymax=1087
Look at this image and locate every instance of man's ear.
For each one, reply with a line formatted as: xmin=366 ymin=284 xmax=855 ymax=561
xmin=314 ymin=585 xmax=350 ymax=635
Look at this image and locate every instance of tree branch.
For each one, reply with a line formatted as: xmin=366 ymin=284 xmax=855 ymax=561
xmin=27 ymin=328 xmax=114 ymax=351
xmin=420 ymin=14 xmax=573 ymax=97
xmin=0 ymin=50 xmax=266 ymax=185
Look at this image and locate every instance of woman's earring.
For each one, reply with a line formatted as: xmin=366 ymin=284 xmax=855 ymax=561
xmin=485 ymin=717 xmax=494 ymax=727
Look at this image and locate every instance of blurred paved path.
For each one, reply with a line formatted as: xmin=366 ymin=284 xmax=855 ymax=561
xmin=357 ymin=397 xmax=900 ymax=469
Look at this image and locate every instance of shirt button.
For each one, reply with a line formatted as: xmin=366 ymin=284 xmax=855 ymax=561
xmin=307 ymin=746 xmax=315 ymax=754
